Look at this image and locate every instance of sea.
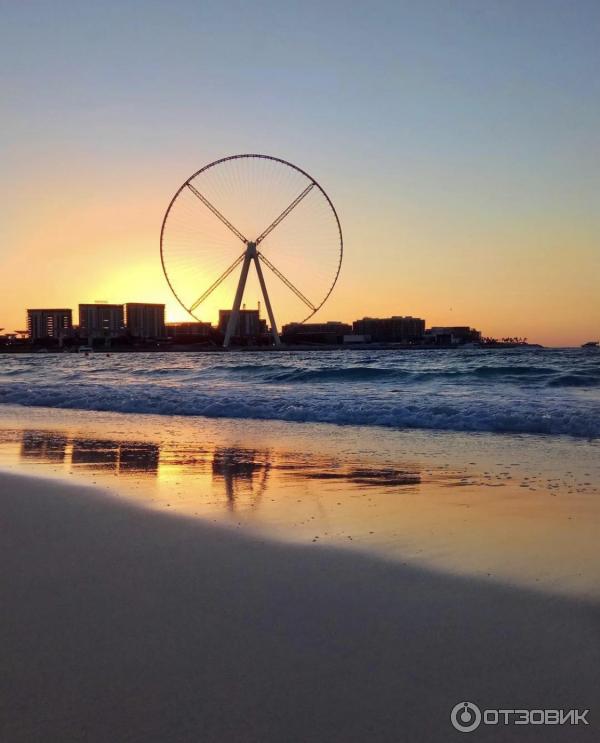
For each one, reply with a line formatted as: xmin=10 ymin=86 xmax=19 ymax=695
xmin=0 ymin=347 xmax=598 ymax=439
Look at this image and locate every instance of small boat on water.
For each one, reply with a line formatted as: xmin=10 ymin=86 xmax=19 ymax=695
xmin=77 ymin=345 xmax=94 ymax=353
xmin=581 ymin=341 xmax=599 ymax=348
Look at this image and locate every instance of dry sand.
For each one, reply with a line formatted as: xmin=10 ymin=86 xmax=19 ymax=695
xmin=1 ymin=470 xmax=598 ymax=742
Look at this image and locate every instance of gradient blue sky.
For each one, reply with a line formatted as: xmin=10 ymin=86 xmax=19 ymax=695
xmin=2 ymin=0 xmax=599 ymax=344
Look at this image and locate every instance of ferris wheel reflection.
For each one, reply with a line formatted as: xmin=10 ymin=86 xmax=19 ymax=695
xmin=211 ymin=447 xmax=271 ymax=510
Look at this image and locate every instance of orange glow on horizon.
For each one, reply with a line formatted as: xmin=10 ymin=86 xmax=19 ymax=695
xmin=1 ymin=160 xmax=598 ymax=346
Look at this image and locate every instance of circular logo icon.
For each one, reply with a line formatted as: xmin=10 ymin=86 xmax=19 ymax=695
xmin=451 ymin=702 xmax=482 ymax=733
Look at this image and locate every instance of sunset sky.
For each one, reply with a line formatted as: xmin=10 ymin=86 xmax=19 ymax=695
xmin=2 ymin=0 xmax=599 ymax=346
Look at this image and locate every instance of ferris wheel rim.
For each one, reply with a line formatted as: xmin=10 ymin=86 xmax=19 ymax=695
xmin=160 ymin=153 xmax=344 ymax=324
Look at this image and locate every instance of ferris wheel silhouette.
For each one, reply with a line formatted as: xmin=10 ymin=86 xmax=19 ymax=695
xmin=160 ymin=154 xmax=343 ymax=346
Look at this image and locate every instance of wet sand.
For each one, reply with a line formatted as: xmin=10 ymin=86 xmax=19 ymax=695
xmin=1 ymin=405 xmax=599 ymax=600
xmin=1 ymin=470 xmax=599 ymax=742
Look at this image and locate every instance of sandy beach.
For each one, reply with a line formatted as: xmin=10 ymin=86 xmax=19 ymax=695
xmin=0 ymin=364 xmax=599 ymax=742
xmin=1 ymin=467 xmax=599 ymax=742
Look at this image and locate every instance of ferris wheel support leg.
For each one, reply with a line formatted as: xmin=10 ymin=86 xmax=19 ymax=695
xmin=253 ymin=254 xmax=282 ymax=347
xmin=223 ymin=249 xmax=253 ymax=348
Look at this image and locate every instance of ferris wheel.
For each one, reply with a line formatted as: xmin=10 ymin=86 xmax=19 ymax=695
xmin=160 ymin=154 xmax=343 ymax=347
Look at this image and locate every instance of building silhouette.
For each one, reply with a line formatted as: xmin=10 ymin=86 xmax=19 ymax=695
xmin=125 ymin=303 xmax=166 ymax=339
xmin=218 ymin=309 xmax=266 ymax=338
xmin=27 ymin=309 xmax=72 ymax=342
xmin=352 ymin=316 xmax=425 ymax=343
xmin=79 ymin=303 xmax=125 ymax=343
xmin=166 ymin=321 xmax=212 ymax=336
xmin=166 ymin=321 xmax=214 ymax=344
xmin=282 ymin=321 xmax=351 ymax=344
xmin=426 ymin=326 xmax=481 ymax=345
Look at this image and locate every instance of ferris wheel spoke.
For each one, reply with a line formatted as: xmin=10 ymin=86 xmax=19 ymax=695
xmin=186 ymin=182 xmax=248 ymax=244
xmin=255 ymin=183 xmax=315 ymax=245
xmin=189 ymin=252 xmax=246 ymax=312
xmin=257 ymin=252 xmax=316 ymax=312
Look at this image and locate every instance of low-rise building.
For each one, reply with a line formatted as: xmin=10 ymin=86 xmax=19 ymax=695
xmin=0 ymin=331 xmax=27 ymax=348
xmin=166 ymin=321 xmax=214 ymax=344
xmin=166 ymin=321 xmax=213 ymax=338
xmin=352 ymin=316 xmax=425 ymax=343
xmin=218 ymin=309 xmax=266 ymax=338
xmin=282 ymin=321 xmax=352 ymax=336
xmin=426 ymin=326 xmax=482 ymax=345
xmin=282 ymin=321 xmax=352 ymax=345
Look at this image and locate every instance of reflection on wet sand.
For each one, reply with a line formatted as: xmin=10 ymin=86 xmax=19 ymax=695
xmin=72 ymin=438 xmax=160 ymax=475
xmin=305 ymin=467 xmax=420 ymax=487
xmin=119 ymin=442 xmax=161 ymax=473
xmin=7 ymin=428 xmax=424 ymax=505
xmin=21 ymin=431 xmax=68 ymax=463
xmin=2 ymin=414 xmax=600 ymax=600
xmin=72 ymin=439 xmax=118 ymax=467
xmin=212 ymin=447 xmax=271 ymax=510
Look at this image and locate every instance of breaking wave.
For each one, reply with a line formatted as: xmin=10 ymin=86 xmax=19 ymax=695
xmin=0 ymin=348 xmax=598 ymax=438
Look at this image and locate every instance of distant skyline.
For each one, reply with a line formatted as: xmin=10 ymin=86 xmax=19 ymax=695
xmin=2 ymin=1 xmax=599 ymax=346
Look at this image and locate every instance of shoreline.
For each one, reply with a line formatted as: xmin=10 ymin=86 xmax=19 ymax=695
xmin=1 ymin=468 xmax=598 ymax=742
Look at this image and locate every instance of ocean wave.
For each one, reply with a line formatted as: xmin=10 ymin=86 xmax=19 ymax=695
xmin=1 ymin=349 xmax=599 ymax=438
xmin=263 ymin=366 xmax=404 ymax=383
xmin=0 ymin=381 xmax=598 ymax=438
xmin=547 ymin=374 xmax=600 ymax=388
xmin=237 ymin=363 xmax=599 ymax=387
xmin=469 ymin=364 xmax=557 ymax=377
xmin=202 ymin=362 xmax=597 ymax=386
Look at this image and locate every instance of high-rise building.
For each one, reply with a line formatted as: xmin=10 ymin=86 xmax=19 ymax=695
xmin=79 ymin=303 xmax=125 ymax=340
xmin=125 ymin=303 xmax=166 ymax=339
xmin=218 ymin=309 xmax=266 ymax=338
xmin=27 ymin=309 xmax=72 ymax=341
xmin=352 ymin=316 xmax=425 ymax=343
